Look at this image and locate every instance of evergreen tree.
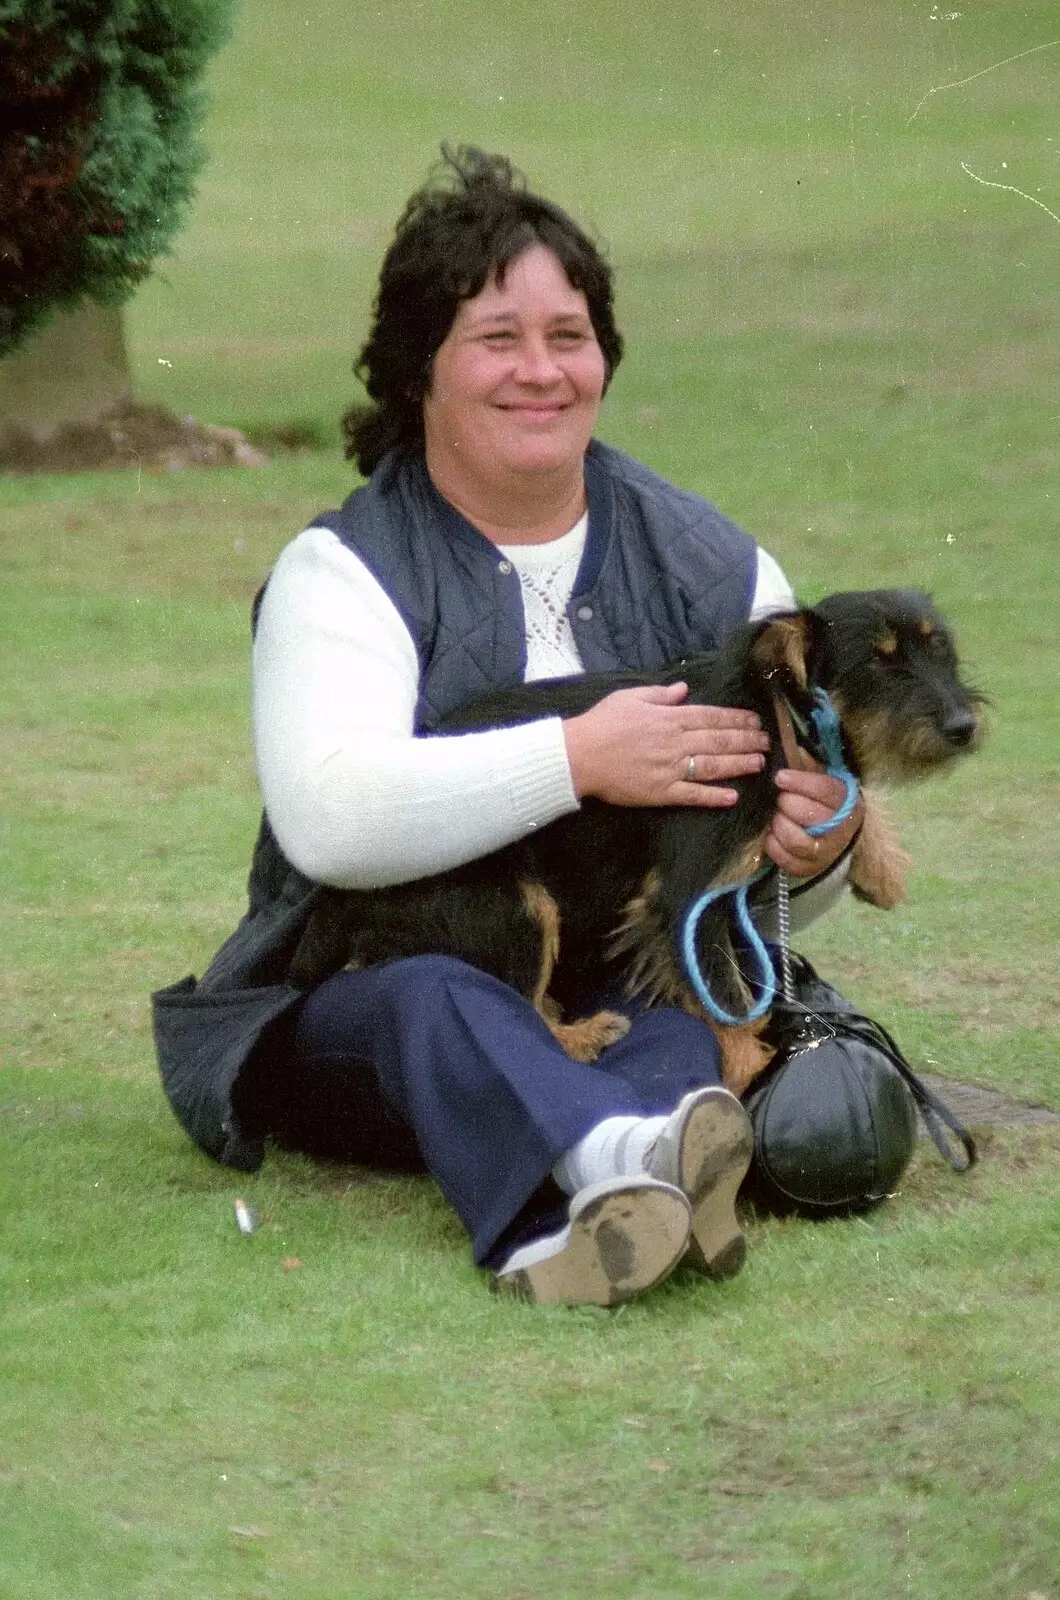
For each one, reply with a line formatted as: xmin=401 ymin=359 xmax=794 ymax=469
xmin=0 ymin=0 xmax=235 ymax=358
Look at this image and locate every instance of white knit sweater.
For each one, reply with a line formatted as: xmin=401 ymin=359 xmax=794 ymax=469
xmin=252 ymin=522 xmax=842 ymax=916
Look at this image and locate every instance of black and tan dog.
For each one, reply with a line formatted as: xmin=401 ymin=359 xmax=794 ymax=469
xmin=290 ymin=589 xmax=984 ymax=1093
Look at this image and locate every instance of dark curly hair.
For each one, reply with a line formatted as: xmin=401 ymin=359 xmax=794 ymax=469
xmin=342 ymin=145 xmax=624 ymax=475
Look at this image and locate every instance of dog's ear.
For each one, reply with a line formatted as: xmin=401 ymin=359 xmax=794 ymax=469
xmin=750 ymin=614 xmax=812 ymax=690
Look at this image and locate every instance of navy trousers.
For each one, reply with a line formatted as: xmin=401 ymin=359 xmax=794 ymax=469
xmin=243 ymin=955 xmax=724 ymax=1268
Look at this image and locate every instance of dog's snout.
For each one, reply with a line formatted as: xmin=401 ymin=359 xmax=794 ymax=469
xmin=942 ymin=708 xmax=978 ymax=747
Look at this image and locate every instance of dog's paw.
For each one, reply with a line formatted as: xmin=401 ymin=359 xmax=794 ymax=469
xmin=550 ymin=1010 xmax=632 ymax=1063
xmin=716 ymin=1022 xmax=774 ymax=1096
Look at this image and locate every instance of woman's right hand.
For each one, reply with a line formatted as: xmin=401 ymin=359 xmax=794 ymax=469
xmin=562 ymin=681 xmax=768 ymax=808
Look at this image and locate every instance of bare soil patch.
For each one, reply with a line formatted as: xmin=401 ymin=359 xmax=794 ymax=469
xmin=0 ymin=401 xmax=271 ymax=474
xmin=920 ymin=1073 xmax=1060 ymax=1131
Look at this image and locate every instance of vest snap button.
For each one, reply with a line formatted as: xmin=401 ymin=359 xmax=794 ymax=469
xmin=576 ymin=604 xmax=593 ymax=621
xmin=497 ymin=559 xmax=513 ymax=576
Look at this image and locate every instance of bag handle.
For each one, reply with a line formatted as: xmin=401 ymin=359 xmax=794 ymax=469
xmin=772 ymin=922 xmax=979 ymax=1175
xmin=848 ymin=1013 xmax=978 ymax=1173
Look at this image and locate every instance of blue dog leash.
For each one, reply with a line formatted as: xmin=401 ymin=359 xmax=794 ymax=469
xmin=680 ymin=688 xmax=859 ymax=1024
xmin=797 ymin=687 xmax=860 ymax=833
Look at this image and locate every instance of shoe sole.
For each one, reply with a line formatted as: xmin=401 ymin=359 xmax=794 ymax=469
xmin=495 ymin=1177 xmax=691 ymax=1307
xmin=650 ymin=1089 xmax=754 ymax=1278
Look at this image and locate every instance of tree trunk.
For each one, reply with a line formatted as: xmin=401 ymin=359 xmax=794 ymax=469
xmin=0 ymin=301 xmax=132 ymax=434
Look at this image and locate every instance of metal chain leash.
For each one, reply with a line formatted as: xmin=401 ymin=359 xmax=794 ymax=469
xmin=776 ymin=868 xmax=796 ymax=1003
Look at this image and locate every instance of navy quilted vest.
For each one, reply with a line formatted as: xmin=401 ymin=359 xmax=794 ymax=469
xmin=311 ymin=440 xmax=757 ymax=729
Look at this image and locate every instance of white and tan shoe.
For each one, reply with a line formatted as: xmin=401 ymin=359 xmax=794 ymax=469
xmin=646 ymin=1087 xmax=754 ymax=1278
xmin=493 ymin=1175 xmax=692 ymax=1306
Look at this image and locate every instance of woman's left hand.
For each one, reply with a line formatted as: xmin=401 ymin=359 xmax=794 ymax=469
xmin=765 ymin=749 xmax=863 ymax=878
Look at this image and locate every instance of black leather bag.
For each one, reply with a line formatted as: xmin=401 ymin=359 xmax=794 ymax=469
xmin=741 ymin=952 xmax=977 ymax=1217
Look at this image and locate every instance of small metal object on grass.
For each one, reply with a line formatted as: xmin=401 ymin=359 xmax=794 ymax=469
xmin=233 ymin=1197 xmax=259 ymax=1236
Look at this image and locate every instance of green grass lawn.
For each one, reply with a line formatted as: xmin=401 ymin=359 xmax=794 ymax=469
xmin=2 ymin=3 xmax=1058 ymax=1595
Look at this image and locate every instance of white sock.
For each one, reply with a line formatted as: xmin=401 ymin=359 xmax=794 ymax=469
xmin=552 ymin=1114 xmax=669 ymax=1195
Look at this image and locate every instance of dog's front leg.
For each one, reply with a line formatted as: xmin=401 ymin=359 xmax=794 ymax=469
xmin=520 ymin=880 xmax=632 ymax=1062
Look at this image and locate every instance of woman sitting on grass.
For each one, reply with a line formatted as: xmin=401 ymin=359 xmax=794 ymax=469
xmin=154 ymin=146 xmax=861 ymax=1305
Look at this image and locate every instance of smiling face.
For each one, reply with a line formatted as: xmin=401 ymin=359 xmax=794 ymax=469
xmin=422 ymin=244 xmax=607 ymax=530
